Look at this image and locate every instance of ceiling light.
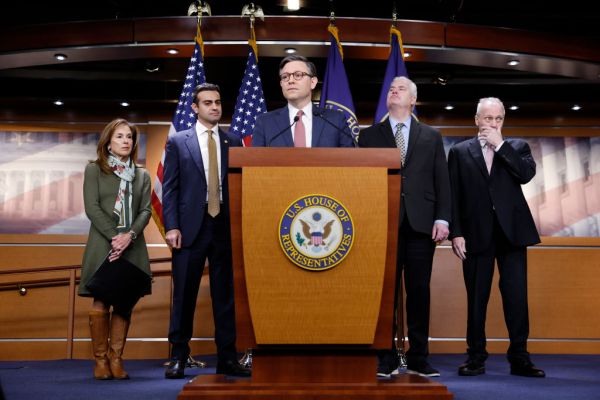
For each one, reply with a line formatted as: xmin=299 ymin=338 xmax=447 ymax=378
xmin=444 ymin=105 xmax=454 ymax=110
xmin=571 ymin=104 xmax=581 ymax=111
xmin=507 ymin=59 xmax=520 ymax=66
xmin=435 ymin=75 xmax=449 ymax=85
xmin=54 ymin=53 xmax=67 ymax=61
xmin=287 ymin=0 xmax=300 ymax=11
xmin=53 ymin=100 xmax=64 ymax=106
xmin=403 ymin=51 xmax=412 ymax=58
xmin=120 ymin=101 xmax=130 ymax=107
xmin=284 ymin=47 xmax=297 ymax=54
xmin=144 ymin=61 xmax=160 ymax=73
xmin=509 ymin=105 xmax=519 ymax=110
xmin=166 ymin=48 xmax=179 ymax=55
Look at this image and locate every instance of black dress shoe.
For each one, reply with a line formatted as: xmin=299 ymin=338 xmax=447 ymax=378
xmin=216 ymin=360 xmax=251 ymax=377
xmin=165 ymin=359 xmax=186 ymax=379
xmin=510 ymin=362 xmax=545 ymax=378
xmin=458 ymin=360 xmax=485 ymax=376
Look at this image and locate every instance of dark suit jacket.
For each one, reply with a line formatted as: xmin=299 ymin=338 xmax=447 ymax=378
xmin=448 ymin=137 xmax=540 ymax=253
xmin=358 ymin=117 xmax=451 ymax=235
xmin=251 ymin=105 xmax=354 ymax=147
xmin=162 ymin=126 xmax=242 ymax=247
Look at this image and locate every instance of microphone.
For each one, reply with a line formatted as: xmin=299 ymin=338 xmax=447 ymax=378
xmin=267 ymin=115 xmax=299 ymax=147
xmin=312 ymin=109 xmax=357 ymax=148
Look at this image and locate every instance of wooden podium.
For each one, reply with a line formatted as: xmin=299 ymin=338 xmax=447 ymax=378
xmin=178 ymin=148 xmax=452 ymax=400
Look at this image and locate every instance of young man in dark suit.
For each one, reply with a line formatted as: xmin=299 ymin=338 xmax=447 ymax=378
xmin=252 ymin=54 xmax=354 ymax=148
xmin=448 ymin=97 xmax=545 ymax=378
xmin=162 ymin=83 xmax=250 ymax=379
xmin=359 ymin=76 xmax=451 ymax=377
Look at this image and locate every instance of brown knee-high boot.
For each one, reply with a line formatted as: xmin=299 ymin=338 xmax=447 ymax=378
xmin=108 ymin=313 xmax=130 ymax=379
xmin=89 ymin=310 xmax=112 ymax=380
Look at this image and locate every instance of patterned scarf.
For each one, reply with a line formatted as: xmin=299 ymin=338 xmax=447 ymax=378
xmin=108 ymin=154 xmax=135 ymax=230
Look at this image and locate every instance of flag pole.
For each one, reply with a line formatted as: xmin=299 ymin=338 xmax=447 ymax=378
xmin=237 ymin=4 xmax=266 ymax=366
xmin=390 ymin=3 xmax=408 ymax=370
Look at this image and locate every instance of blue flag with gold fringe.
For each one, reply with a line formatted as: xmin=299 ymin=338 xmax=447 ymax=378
xmin=319 ymin=24 xmax=359 ymax=141
xmin=374 ymin=26 xmax=411 ymax=123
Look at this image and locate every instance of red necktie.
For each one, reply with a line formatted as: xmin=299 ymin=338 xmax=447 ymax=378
xmin=293 ymin=110 xmax=306 ymax=147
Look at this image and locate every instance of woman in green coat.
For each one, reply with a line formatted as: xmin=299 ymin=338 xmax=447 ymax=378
xmin=79 ymin=118 xmax=152 ymax=380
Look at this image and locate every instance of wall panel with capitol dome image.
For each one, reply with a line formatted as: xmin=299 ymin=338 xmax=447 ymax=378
xmin=0 ymin=129 xmax=147 ymax=235
xmin=442 ymin=135 xmax=600 ymax=237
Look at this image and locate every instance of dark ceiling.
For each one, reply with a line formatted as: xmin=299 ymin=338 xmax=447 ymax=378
xmin=3 ymin=0 xmax=598 ymax=36
xmin=1 ymin=0 xmax=599 ymax=124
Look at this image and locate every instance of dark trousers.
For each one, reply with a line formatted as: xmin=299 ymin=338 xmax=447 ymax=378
xmin=379 ymin=219 xmax=436 ymax=368
xmin=168 ymin=211 xmax=237 ymax=364
xmin=463 ymin=218 xmax=530 ymax=364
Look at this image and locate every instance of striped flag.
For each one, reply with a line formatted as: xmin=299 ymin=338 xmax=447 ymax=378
xmin=151 ymin=32 xmax=206 ymax=238
xmin=374 ymin=26 xmax=411 ymax=123
xmin=228 ymin=27 xmax=266 ymax=146
xmin=319 ymin=24 xmax=359 ymax=141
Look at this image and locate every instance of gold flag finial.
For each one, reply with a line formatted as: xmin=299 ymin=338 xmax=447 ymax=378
xmin=241 ymin=3 xmax=265 ymax=31
xmin=187 ymin=1 xmax=212 ymax=26
xmin=187 ymin=1 xmax=211 ymax=56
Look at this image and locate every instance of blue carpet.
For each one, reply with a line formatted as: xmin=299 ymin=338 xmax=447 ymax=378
xmin=1 ymin=354 xmax=599 ymax=400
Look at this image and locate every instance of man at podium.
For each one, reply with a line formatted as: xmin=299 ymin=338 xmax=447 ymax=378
xmin=252 ymin=54 xmax=354 ymax=148
xmin=359 ymin=76 xmax=451 ymax=378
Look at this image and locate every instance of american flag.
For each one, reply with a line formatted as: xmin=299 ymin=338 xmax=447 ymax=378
xmin=151 ymin=35 xmax=206 ymax=238
xmin=228 ymin=32 xmax=266 ymax=146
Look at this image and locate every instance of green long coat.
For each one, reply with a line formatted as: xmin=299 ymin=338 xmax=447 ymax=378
xmin=78 ymin=162 xmax=152 ymax=297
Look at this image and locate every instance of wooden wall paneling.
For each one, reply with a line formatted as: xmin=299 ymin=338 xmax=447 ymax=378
xmin=0 ymin=20 xmax=135 ymax=53
xmin=2 ymin=246 xmax=600 ymax=358
xmin=428 ymin=247 xmax=600 ymax=354
xmin=445 ymin=24 xmax=600 ymax=63
xmin=527 ymin=248 xmax=600 ymax=338
xmin=0 ymin=246 xmax=84 ymax=270
xmin=0 ymin=277 xmax=70 ymax=339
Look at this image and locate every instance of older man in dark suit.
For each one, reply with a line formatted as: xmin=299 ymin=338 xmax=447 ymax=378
xmin=359 ymin=76 xmax=451 ymax=378
xmin=448 ymin=97 xmax=545 ymax=378
xmin=252 ymin=54 xmax=354 ymax=148
xmin=162 ymin=83 xmax=249 ymax=379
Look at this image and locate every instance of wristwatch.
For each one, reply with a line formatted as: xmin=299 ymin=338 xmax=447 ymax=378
xmin=128 ymin=230 xmax=137 ymax=241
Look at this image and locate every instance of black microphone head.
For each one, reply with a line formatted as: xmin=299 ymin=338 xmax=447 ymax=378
xmin=293 ymin=115 xmax=300 ymax=122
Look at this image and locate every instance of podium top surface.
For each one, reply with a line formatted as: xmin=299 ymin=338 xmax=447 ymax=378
xmin=229 ymin=148 xmax=401 ymax=168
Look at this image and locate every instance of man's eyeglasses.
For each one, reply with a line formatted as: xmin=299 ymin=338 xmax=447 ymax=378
xmin=479 ymin=115 xmax=505 ymax=124
xmin=280 ymin=71 xmax=313 ymax=82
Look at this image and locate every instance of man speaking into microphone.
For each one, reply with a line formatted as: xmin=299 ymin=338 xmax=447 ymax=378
xmin=252 ymin=55 xmax=354 ymax=148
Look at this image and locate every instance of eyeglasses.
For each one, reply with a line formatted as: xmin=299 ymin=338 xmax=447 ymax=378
xmin=479 ymin=115 xmax=505 ymax=124
xmin=280 ymin=71 xmax=313 ymax=82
